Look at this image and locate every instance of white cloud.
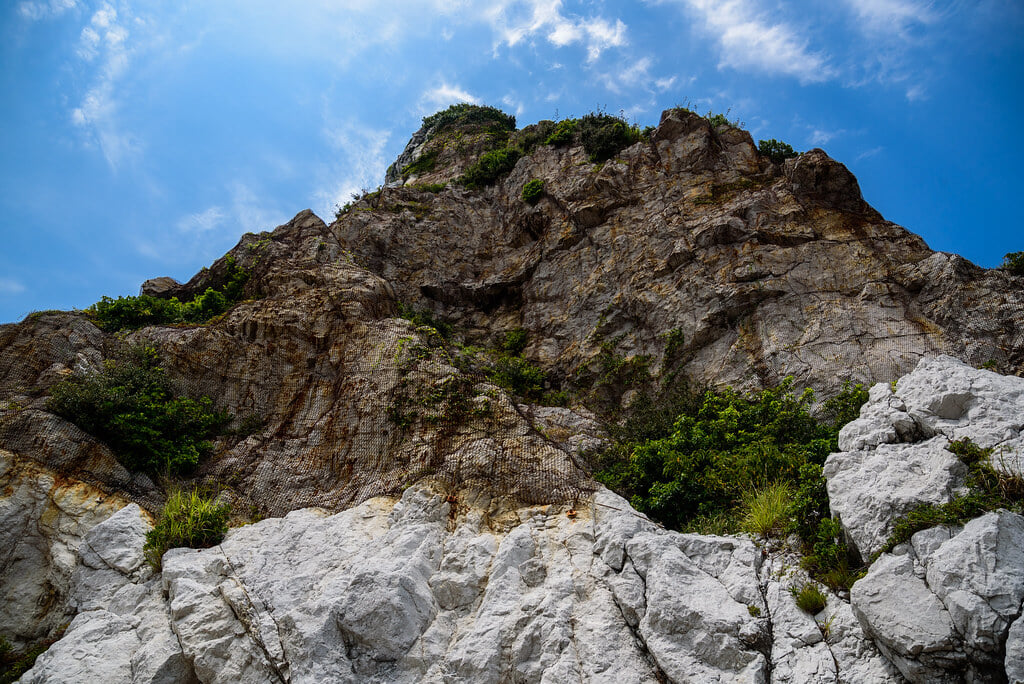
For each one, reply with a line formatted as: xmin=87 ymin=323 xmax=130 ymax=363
xmin=856 ymin=146 xmax=884 ymax=160
xmin=845 ymin=0 xmax=936 ymax=36
xmin=176 ymin=207 xmax=227 ymax=234
xmin=655 ymin=76 xmax=677 ymax=91
xmin=0 ymin=278 xmax=26 ymax=295
xmin=484 ymin=0 xmax=627 ymax=62
xmin=229 ymin=182 xmax=288 ymax=235
xmin=69 ymin=3 xmax=139 ymax=170
xmin=905 ymin=83 xmax=927 ymax=101
xmin=677 ymin=0 xmax=834 ymax=83
xmin=809 ymin=128 xmax=846 ymax=145
xmin=419 ymin=83 xmax=480 ymax=113
xmin=17 ymin=0 xmax=77 ymax=21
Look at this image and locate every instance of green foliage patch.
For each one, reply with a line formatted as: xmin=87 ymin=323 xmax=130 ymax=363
xmin=758 ymin=139 xmax=800 ymax=164
xmin=594 ymin=379 xmax=868 ymax=586
xmin=421 ymin=103 xmax=516 ymax=136
xmin=521 ymin=179 xmax=544 ymax=205
xmin=542 ymin=112 xmax=648 ymax=162
xmin=89 ymin=256 xmax=250 ymax=331
xmin=46 ymin=346 xmax=230 ymax=477
xmin=459 ymin=147 xmax=522 ymax=189
xmin=401 ymin=149 xmax=439 ymax=178
xmin=792 ymin=583 xmax=827 ymax=614
xmin=1003 ymin=251 xmax=1024 ymax=276
xmin=143 ymin=488 xmax=231 ymax=570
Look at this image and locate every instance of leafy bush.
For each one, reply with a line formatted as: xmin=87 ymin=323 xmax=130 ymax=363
xmin=502 ymin=328 xmax=528 ymax=355
xmin=544 ymin=119 xmax=577 ymax=146
xmin=143 ymin=488 xmax=231 ymax=570
xmin=46 ymin=346 xmax=230 ymax=476
xmin=792 ymin=583 xmax=827 ymax=614
xmin=421 ymin=103 xmax=516 ymax=135
xmin=397 ymin=302 xmax=452 ymax=338
xmin=594 ymin=378 xmax=868 ymax=585
xmin=758 ymin=139 xmax=799 ymax=164
xmin=89 ymin=256 xmax=250 ymax=331
xmin=487 ymin=355 xmax=546 ymax=400
xmin=459 ymin=147 xmax=522 ymax=189
xmin=521 ymin=179 xmax=544 ymax=205
xmin=542 ymin=113 xmax=647 ymax=162
xmin=1003 ymin=251 xmax=1024 ymax=276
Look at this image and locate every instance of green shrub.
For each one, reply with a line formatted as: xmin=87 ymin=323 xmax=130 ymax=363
xmin=46 ymin=346 xmax=230 ymax=476
xmin=502 ymin=328 xmax=529 ymax=355
xmin=792 ymin=583 xmax=827 ymax=614
xmin=459 ymin=147 xmax=522 ymax=189
xmin=89 ymin=256 xmax=250 ymax=331
xmin=1002 ymin=251 xmax=1024 ymax=276
xmin=144 ymin=488 xmax=231 ymax=570
xmin=544 ymin=119 xmax=577 ymax=146
xmin=758 ymin=139 xmax=799 ymax=164
xmin=578 ymin=113 xmax=645 ymax=163
xmin=421 ymin=103 xmax=516 ymax=135
xmin=521 ymin=179 xmax=544 ymax=205
xmin=396 ymin=302 xmax=452 ymax=338
xmin=487 ymin=355 xmax=546 ymax=400
xmin=741 ymin=481 xmax=793 ymax=538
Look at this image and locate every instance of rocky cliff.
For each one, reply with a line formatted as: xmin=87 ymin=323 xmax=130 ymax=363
xmin=1 ymin=106 xmax=1023 ymax=682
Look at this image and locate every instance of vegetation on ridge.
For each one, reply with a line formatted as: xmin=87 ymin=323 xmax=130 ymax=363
xmin=88 ymin=255 xmax=251 ymax=331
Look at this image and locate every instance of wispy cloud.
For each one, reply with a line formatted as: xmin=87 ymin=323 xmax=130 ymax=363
xmin=0 ymin=278 xmax=26 ymax=295
xmin=17 ymin=0 xmax=77 ymax=21
xmin=483 ymin=0 xmax=627 ymax=62
xmin=857 ymin=146 xmax=884 ymax=160
xmin=316 ymin=119 xmax=392 ymax=218
xmin=809 ymin=128 xmax=846 ymax=145
xmin=69 ymin=3 xmax=139 ymax=170
xmin=176 ymin=207 xmax=226 ymax=234
xmin=675 ymin=0 xmax=835 ymax=83
xmin=844 ymin=0 xmax=937 ymax=37
xmin=419 ymin=83 xmax=480 ymax=113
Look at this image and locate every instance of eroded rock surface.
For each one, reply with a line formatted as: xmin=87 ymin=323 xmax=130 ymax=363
xmin=825 ymin=355 xmax=1024 ymax=558
xmin=21 ymin=485 xmax=898 ymax=684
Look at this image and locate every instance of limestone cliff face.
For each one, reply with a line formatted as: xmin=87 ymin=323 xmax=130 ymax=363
xmin=1 ymin=108 xmax=1023 ymax=682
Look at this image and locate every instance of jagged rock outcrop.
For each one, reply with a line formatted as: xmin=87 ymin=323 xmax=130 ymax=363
xmin=825 ymin=355 xmax=1024 ymax=559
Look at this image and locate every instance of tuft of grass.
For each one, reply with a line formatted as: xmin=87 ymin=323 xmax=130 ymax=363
xmin=741 ymin=481 xmax=793 ymax=538
xmin=792 ymin=583 xmax=827 ymax=614
xmin=144 ymin=488 xmax=231 ymax=570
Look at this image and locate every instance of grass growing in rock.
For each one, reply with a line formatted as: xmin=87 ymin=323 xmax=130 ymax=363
xmin=47 ymin=346 xmax=230 ymax=477
xmin=879 ymin=437 xmax=1024 ymax=555
xmin=144 ymin=488 xmax=231 ymax=570
xmin=792 ymin=583 xmax=828 ymax=614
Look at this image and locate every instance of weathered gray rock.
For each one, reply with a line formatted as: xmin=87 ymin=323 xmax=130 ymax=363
xmin=20 ymin=484 xmax=902 ymax=683
xmin=852 ymin=511 xmax=1024 ymax=683
xmin=825 ymin=355 xmax=1024 ymax=558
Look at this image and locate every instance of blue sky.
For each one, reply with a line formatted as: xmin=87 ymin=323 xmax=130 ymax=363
xmin=1 ymin=0 xmax=1022 ymax=323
